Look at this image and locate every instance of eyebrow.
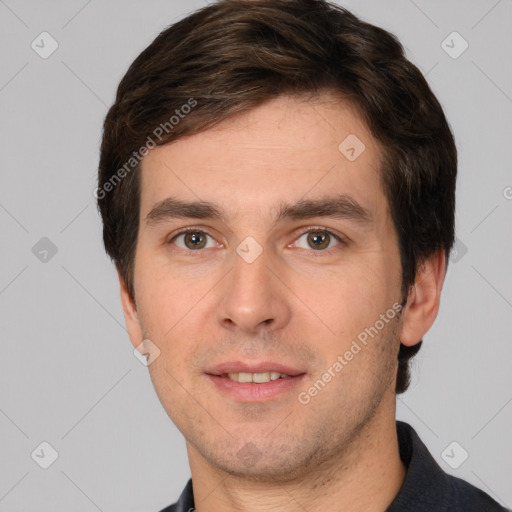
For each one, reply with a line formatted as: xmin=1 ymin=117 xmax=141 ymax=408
xmin=275 ymin=195 xmax=372 ymax=225
xmin=145 ymin=198 xmax=227 ymax=227
xmin=145 ymin=194 xmax=373 ymax=228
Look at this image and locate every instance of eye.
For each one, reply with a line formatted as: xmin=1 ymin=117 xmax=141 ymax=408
xmin=293 ymin=229 xmax=342 ymax=251
xmin=171 ymin=229 xmax=218 ymax=250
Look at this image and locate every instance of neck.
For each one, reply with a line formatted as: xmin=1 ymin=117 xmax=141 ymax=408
xmin=187 ymin=396 xmax=406 ymax=512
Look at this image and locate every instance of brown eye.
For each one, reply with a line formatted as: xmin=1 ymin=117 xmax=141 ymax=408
xmin=294 ymin=230 xmax=341 ymax=251
xmin=307 ymin=231 xmax=331 ymax=250
xmin=173 ymin=230 xmax=215 ymax=250
xmin=184 ymin=232 xmax=207 ymax=249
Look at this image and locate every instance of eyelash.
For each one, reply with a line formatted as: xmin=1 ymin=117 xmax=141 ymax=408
xmin=167 ymin=226 xmax=347 ymax=254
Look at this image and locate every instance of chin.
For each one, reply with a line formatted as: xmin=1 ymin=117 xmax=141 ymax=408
xmin=213 ymin=456 xmax=309 ymax=483
xmin=196 ymin=434 xmax=325 ymax=483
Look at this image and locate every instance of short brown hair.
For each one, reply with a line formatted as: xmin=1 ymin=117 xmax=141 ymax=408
xmin=97 ymin=0 xmax=457 ymax=394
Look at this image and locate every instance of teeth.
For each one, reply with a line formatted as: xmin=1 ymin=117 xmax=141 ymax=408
xmin=238 ymin=372 xmax=253 ymax=383
xmin=226 ymin=372 xmax=291 ymax=383
xmin=253 ymin=372 xmax=270 ymax=383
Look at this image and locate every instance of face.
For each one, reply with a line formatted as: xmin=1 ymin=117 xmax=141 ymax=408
xmin=123 ymin=94 xmax=406 ymax=481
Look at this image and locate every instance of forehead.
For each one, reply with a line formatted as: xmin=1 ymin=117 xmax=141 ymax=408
xmin=138 ymin=93 xmax=386 ymax=222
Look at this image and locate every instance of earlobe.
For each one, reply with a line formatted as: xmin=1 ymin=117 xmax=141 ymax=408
xmin=399 ymin=249 xmax=446 ymax=347
xmin=117 ymin=268 xmax=144 ymax=349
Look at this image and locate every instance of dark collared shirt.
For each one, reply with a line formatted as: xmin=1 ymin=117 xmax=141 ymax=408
xmin=159 ymin=421 xmax=509 ymax=511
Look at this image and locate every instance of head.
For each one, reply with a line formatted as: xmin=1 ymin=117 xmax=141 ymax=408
xmin=97 ymin=0 xmax=456 ymax=480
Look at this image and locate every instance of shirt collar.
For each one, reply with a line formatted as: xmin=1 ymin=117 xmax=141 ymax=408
xmin=172 ymin=478 xmax=194 ymax=512
xmin=387 ymin=420 xmax=451 ymax=510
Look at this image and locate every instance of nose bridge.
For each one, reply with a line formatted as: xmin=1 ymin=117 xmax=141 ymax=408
xmin=235 ymin=244 xmax=272 ymax=295
xmin=217 ymin=239 xmax=290 ymax=333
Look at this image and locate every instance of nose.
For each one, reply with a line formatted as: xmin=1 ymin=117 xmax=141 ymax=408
xmin=216 ymin=244 xmax=292 ymax=335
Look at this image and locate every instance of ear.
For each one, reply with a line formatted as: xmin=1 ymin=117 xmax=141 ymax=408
xmin=117 ymin=268 xmax=144 ymax=350
xmin=399 ymin=249 xmax=447 ymax=347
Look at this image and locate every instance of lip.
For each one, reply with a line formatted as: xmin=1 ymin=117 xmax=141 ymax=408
xmin=205 ymin=361 xmax=307 ymax=403
xmin=206 ymin=361 xmax=306 ymax=377
xmin=206 ymin=374 xmax=306 ymax=402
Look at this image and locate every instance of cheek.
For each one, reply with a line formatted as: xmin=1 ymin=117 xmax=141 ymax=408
xmin=134 ymin=251 xmax=211 ymax=333
xmin=294 ymin=256 xmax=398 ymax=340
xmin=135 ymin=267 xmax=215 ymax=369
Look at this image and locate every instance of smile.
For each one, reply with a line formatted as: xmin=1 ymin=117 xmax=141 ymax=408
xmin=222 ymin=371 xmax=291 ymax=383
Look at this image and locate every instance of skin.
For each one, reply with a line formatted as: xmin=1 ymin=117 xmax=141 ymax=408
xmin=118 ymin=93 xmax=446 ymax=512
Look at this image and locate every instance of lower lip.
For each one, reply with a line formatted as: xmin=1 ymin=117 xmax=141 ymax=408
xmin=206 ymin=374 xmax=306 ymax=402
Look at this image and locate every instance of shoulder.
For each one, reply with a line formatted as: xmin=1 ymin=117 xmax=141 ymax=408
xmin=156 ymin=478 xmax=194 ymax=512
xmin=157 ymin=505 xmax=176 ymax=512
xmin=390 ymin=421 xmax=509 ymax=511
xmin=447 ymin=473 xmax=510 ymax=511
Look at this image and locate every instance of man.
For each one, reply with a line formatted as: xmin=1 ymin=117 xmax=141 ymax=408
xmin=96 ymin=1 xmax=509 ymax=510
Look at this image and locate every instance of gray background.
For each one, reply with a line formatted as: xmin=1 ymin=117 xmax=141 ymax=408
xmin=1 ymin=0 xmax=511 ymax=510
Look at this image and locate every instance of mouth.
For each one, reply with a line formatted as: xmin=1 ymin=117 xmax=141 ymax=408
xmin=205 ymin=362 xmax=306 ymax=402
xmin=218 ymin=371 xmax=294 ymax=383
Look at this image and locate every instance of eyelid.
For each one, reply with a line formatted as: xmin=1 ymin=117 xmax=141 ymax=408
xmin=293 ymin=225 xmax=347 ymax=241
xmin=290 ymin=226 xmax=348 ymax=249
xmin=166 ymin=225 xmax=348 ymax=250
xmin=167 ymin=226 xmax=222 ymax=247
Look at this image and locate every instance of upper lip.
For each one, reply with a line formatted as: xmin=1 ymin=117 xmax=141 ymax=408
xmin=206 ymin=361 xmax=306 ymax=377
